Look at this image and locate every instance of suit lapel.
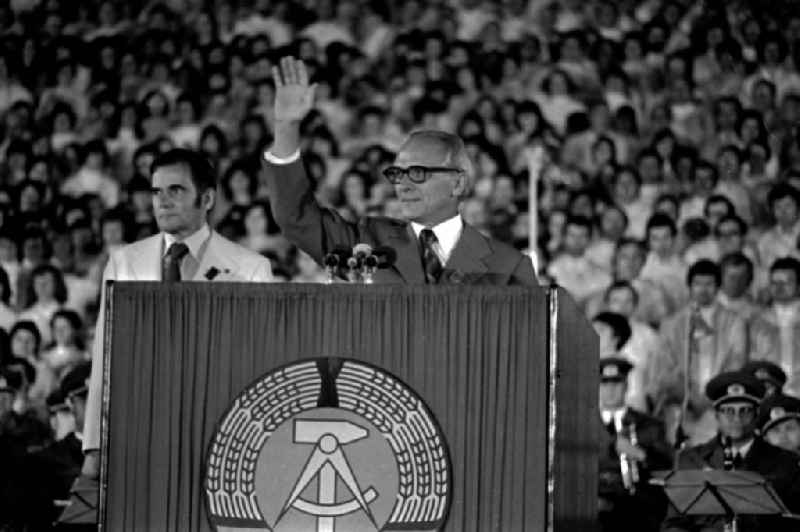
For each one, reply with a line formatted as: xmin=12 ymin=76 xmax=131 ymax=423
xmin=132 ymin=235 xmax=163 ymax=280
xmin=445 ymin=224 xmax=490 ymax=275
xmin=193 ymin=231 xmax=221 ymax=281
xmin=386 ymin=224 xmax=425 ymax=283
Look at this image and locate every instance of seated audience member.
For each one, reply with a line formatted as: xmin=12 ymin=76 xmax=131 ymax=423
xmin=23 ymin=362 xmax=90 ymax=529
xmin=758 ymin=394 xmax=800 ymax=454
xmin=585 ymin=238 xmax=670 ymax=327
xmin=662 ymin=371 xmax=800 ymax=532
xmin=605 ymin=281 xmax=659 ymax=412
xmin=17 ymin=264 xmax=69 ymax=347
xmin=749 ymin=257 xmax=800 ymax=395
xmin=41 ymin=309 xmax=87 ymax=380
xmin=757 ymin=184 xmax=800 ymax=273
xmin=547 ymin=215 xmax=612 ymax=306
xmin=9 ymin=321 xmax=57 ymax=408
xmin=714 ymin=215 xmax=764 ymax=289
xmin=585 ymin=205 xmax=628 ymax=271
xmin=640 ymin=214 xmax=689 ymax=312
xmin=655 ymin=260 xmax=748 ymax=446
xmin=742 ymin=360 xmax=787 ymax=398
xmin=597 ymin=357 xmax=671 ymax=532
xmin=716 ymin=252 xmax=759 ymax=322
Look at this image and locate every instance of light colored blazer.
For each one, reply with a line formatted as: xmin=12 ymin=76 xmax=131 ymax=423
xmin=83 ymin=231 xmax=273 ymax=451
xmin=654 ymin=303 xmax=748 ymax=408
xmin=749 ymin=307 xmax=800 ymax=395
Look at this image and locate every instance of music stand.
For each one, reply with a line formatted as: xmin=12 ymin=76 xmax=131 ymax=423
xmin=652 ymin=469 xmax=798 ymax=532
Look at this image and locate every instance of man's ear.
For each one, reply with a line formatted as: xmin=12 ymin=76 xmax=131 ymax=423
xmin=204 ymin=188 xmax=216 ymax=212
xmin=452 ymin=171 xmax=467 ymax=198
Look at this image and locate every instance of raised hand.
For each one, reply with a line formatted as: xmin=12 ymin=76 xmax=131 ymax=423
xmin=272 ymin=56 xmax=317 ymax=123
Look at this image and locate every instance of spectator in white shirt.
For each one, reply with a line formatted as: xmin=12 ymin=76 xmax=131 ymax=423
xmin=547 ymin=215 xmax=611 ymax=306
xmin=641 ymin=213 xmax=689 ymax=311
xmin=605 ymin=281 xmax=660 ymax=412
xmin=758 ymin=183 xmax=800 ymax=272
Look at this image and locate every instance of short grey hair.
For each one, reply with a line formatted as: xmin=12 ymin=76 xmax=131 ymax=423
xmin=403 ymin=129 xmax=476 ymax=198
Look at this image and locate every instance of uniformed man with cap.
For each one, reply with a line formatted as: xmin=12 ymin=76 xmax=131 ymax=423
xmin=661 ymin=371 xmax=800 ymax=531
xmin=758 ymin=394 xmax=800 ymax=454
xmin=598 ymin=357 xmax=672 ymax=532
xmin=742 ymin=360 xmax=787 ymax=398
xmin=22 ymin=363 xmax=90 ymax=530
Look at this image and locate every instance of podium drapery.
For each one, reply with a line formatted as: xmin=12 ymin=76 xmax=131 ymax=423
xmin=101 ymin=283 xmax=595 ymax=531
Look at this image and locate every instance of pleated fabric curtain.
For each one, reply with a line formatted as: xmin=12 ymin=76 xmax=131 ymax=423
xmin=104 ymin=283 xmax=549 ymax=531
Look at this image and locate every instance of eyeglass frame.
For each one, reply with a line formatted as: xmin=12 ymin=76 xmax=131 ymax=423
xmin=717 ymin=404 xmax=756 ymax=419
xmin=382 ymin=165 xmax=464 ymax=184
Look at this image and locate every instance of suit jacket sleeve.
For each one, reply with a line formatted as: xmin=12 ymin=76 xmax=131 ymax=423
xmin=83 ymin=255 xmax=117 ymax=452
xmin=263 ymin=157 xmax=361 ymax=263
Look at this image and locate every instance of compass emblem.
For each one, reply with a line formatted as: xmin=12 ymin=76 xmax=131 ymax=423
xmin=204 ymin=358 xmax=451 ymax=531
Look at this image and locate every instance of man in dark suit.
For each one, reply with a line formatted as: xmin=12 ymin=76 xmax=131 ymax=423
xmin=24 ymin=363 xmax=90 ymax=530
xmin=758 ymin=393 xmax=800 ymax=454
xmin=598 ymin=357 xmax=672 ymax=532
xmin=662 ymin=371 xmax=800 ymax=531
xmin=742 ymin=360 xmax=787 ymax=398
xmin=262 ymin=57 xmax=537 ymax=285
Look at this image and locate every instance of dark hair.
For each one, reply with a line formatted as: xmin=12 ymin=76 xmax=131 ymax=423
xmin=767 ymin=183 xmax=800 ymax=210
xmin=221 ymin=161 xmax=257 ymax=202
xmin=770 ymin=256 xmax=800 ymax=278
xmin=565 ymin=214 xmax=594 ymax=235
xmin=715 ymin=214 xmax=748 ymax=237
xmin=26 ymin=264 xmax=68 ymax=305
xmin=605 ymin=280 xmax=640 ymax=307
xmin=687 ymin=259 xmax=721 ymax=287
xmin=10 ymin=320 xmax=42 ymax=355
xmin=695 ymin=160 xmax=719 ymax=185
xmin=704 ymin=195 xmax=736 ymax=218
xmin=150 ymin=148 xmax=217 ymax=195
xmin=719 ymin=252 xmax=754 ymax=285
xmin=717 ymin=144 xmax=743 ymax=165
xmin=592 ymin=311 xmax=632 ymax=348
xmin=49 ymin=308 xmax=85 ymax=350
xmin=646 ymin=213 xmax=677 ymax=237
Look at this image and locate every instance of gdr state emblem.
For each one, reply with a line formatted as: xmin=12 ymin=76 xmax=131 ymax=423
xmin=204 ymin=358 xmax=452 ymax=531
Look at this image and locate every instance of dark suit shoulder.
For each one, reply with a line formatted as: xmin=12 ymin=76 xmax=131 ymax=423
xmin=625 ymin=409 xmax=662 ymax=428
xmin=753 ymin=438 xmax=800 ymax=468
xmin=676 ymin=438 xmax=718 ymax=467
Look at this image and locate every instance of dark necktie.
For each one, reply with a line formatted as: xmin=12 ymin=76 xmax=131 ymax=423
xmin=163 ymin=242 xmax=189 ymax=282
xmin=419 ymin=228 xmax=443 ymax=284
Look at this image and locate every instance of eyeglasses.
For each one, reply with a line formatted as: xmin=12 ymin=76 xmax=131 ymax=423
xmin=382 ymin=165 xmax=463 ymax=184
xmin=718 ymin=405 xmax=756 ymax=419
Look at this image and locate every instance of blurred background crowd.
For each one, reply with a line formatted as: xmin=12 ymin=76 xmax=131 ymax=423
xmin=1 ymin=0 xmax=800 ymax=528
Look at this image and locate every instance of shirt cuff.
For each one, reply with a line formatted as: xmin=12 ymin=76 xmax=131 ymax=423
xmin=263 ymin=149 xmax=301 ymax=165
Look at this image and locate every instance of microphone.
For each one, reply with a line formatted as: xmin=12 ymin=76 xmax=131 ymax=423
xmin=322 ymin=253 xmax=339 ymax=284
xmin=322 ymin=253 xmax=340 ymax=268
xmin=352 ymin=243 xmax=373 ymax=262
xmin=322 ymin=246 xmax=351 ymax=283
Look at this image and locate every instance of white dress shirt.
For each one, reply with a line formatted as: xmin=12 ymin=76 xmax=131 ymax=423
xmin=410 ymin=216 xmax=463 ymax=266
xmin=163 ymin=224 xmax=212 ymax=280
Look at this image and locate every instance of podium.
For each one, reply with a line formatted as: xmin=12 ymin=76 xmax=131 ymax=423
xmin=99 ymin=283 xmax=598 ymax=531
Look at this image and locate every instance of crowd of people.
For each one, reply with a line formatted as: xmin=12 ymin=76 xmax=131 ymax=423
xmin=1 ymin=0 xmax=800 ymax=529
